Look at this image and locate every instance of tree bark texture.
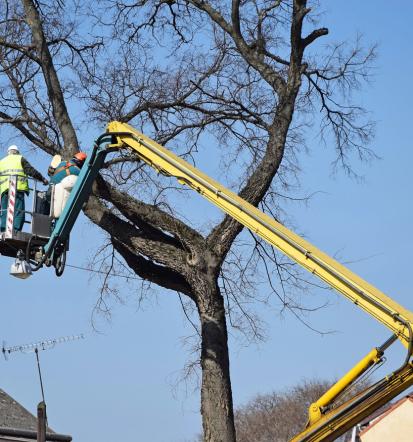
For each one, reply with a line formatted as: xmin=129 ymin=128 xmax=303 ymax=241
xmin=193 ymin=275 xmax=236 ymax=441
xmin=200 ymin=298 xmax=235 ymax=442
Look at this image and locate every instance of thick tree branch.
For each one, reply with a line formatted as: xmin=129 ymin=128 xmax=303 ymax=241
xmin=0 ymin=37 xmax=38 ymax=62
xmin=83 ymin=194 xmax=190 ymax=274
xmin=93 ymin=174 xmax=205 ymax=252
xmin=302 ymin=27 xmax=329 ymax=48
xmin=231 ymin=0 xmax=241 ymax=36
xmin=22 ymin=0 xmax=79 ymax=156
xmin=112 ymin=237 xmax=194 ymax=298
xmin=207 ymin=122 xmax=286 ymax=259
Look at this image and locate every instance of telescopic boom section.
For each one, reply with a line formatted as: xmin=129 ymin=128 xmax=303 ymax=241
xmin=45 ymin=121 xmax=413 ymax=441
xmin=106 ymin=121 xmax=413 ymax=346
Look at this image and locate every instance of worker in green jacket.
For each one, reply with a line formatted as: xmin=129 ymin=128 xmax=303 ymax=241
xmin=0 ymin=145 xmax=48 ymax=232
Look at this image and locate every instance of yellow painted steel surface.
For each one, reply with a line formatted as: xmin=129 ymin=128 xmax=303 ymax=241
xmin=106 ymin=121 xmax=413 ymax=441
xmin=290 ymin=363 xmax=413 ymax=442
xmin=308 ymin=348 xmax=382 ymax=425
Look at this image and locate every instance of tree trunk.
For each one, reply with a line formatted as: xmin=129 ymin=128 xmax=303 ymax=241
xmin=197 ymin=281 xmax=236 ymax=442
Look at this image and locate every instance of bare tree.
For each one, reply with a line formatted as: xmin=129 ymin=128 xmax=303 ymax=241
xmin=0 ymin=1 xmax=376 ymax=441
xmin=235 ymin=378 xmax=354 ymax=442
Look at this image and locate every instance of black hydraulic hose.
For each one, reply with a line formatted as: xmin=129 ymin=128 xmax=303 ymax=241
xmin=378 ymin=334 xmax=398 ymax=352
xmin=400 ymin=318 xmax=413 ymax=365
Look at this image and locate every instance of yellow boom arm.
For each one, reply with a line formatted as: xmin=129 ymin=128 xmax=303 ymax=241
xmin=105 ymin=121 xmax=413 ymax=441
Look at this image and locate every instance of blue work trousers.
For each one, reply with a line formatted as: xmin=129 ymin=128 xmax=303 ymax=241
xmin=0 ymin=191 xmax=25 ymax=232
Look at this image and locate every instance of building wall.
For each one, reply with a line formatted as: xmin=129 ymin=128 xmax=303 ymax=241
xmin=361 ymin=400 xmax=413 ymax=442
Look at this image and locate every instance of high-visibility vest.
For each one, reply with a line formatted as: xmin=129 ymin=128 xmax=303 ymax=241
xmin=0 ymin=154 xmax=29 ymax=195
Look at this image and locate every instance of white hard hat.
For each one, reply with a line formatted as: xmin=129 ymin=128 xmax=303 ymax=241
xmin=7 ymin=145 xmax=19 ymax=154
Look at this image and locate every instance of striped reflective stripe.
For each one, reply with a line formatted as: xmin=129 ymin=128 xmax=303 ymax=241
xmin=0 ymin=168 xmax=25 ymax=173
xmin=0 ymin=176 xmax=26 ymax=183
xmin=5 ymin=176 xmax=16 ymax=238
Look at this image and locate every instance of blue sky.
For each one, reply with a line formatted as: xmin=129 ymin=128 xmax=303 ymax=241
xmin=1 ymin=1 xmax=413 ymax=441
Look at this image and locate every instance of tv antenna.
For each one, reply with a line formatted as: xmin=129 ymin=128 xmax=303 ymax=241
xmin=2 ymin=334 xmax=85 ymax=360
xmin=2 ymin=334 xmax=85 ymax=410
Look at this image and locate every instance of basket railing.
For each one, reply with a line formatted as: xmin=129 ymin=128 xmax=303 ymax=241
xmin=0 ymin=174 xmax=50 ymax=237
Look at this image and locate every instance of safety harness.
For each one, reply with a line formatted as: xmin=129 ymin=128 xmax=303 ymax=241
xmin=53 ymin=161 xmax=78 ymax=177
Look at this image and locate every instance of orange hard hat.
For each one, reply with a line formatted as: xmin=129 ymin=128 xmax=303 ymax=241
xmin=74 ymin=152 xmax=87 ymax=162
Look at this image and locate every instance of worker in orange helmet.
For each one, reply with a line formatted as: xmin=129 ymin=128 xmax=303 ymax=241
xmin=48 ymin=152 xmax=87 ymax=185
xmin=46 ymin=152 xmax=87 ymax=218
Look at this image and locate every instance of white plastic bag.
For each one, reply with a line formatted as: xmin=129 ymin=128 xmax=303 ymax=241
xmin=10 ymin=258 xmax=32 ymax=279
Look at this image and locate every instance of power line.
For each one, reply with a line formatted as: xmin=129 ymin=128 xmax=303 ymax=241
xmin=65 ymin=263 xmax=139 ymax=280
